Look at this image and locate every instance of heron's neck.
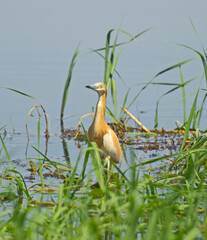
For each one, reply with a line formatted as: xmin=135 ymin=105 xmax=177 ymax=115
xmin=94 ymin=93 xmax=106 ymax=125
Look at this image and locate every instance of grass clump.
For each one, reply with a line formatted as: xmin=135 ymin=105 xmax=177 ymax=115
xmin=1 ymin=24 xmax=207 ymax=239
xmin=1 ymin=152 xmax=207 ymax=239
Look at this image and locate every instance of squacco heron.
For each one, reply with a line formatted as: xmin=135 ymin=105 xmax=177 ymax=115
xmin=86 ymin=82 xmax=123 ymax=167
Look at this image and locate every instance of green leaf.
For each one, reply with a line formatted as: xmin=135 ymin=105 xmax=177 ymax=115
xmin=90 ymin=142 xmax=106 ymax=192
xmin=8 ymin=169 xmax=31 ymax=200
xmin=0 ymin=135 xmax=13 ymax=167
xmin=127 ymin=57 xmax=197 ymax=109
xmin=104 ymin=29 xmax=114 ymax=84
xmin=0 ymin=87 xmax=38 ymax=100
xmin=105 ymin=107 xmax=118 ymax=123
xmin=180 ymin=91 xmax=199 ymax=152
xmin=155 ymin=57 xmax=197 ymax=77
xmin=60 ymin=46 xmax=81 ymax=127
xmin=111 ymin=79 xmax=117 ymax=118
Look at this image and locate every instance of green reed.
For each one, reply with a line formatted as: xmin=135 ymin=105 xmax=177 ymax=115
xmin=60 ymin=46 xmax=81 ymax=130
xmin=1 ymin=134 xmax=207 ymax=239
xmin=93 ymin=27 xmax=153 ymax=120
xmin=1 ymin=25 xmax=207 ymax=239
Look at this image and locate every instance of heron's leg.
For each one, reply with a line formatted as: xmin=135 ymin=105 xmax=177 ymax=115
xmin=107 ymin=157 xmax=110 ymax=170
xmin=104 ymin=156 xmax=110 ymax=170
xmin=105 ymin=156 xmax=113 ymax=181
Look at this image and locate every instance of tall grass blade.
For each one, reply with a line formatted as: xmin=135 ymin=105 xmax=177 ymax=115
xmin=154 ymin=77 xmax=197 ymax=128
xmin=155 ymin=57 xmax=197 ymax=78
xmin=89 ymin=142 xmax=106 ymax=192
xmin=96 ymin=28 xmax=154 ymax=116
xmin=0 ymin=135 xmax=13 ymax=167
xmin=105 ymin=30 xmax=124 ymax=116
xmin=32 ymin=146 xmax=70 ymax=169
xmin=104 ymin=29 xmax=114 ymax=84
xmin=8 ymin=169 xmax=31 ymax=200
xmin=120 ymin=88 xmax=130 ymax=118
xmin=110 ymin=161 xmax=130 ymax=184
xmin=179 ymin=91 xmax=199 ymax=152
xmin=37 ymin=118 xmax=44 ymax=188
xmin=96 ymin=26 xmax=154 ymax=52
xmin=105 ymin=107 xmax=118 ymax=123
xmin=176 ymin=43 xmax=207 ymax=85
xmin=127 ymin=57 xmax=197 ymax=109
xmin=81 ymin=124 xmax=105 ymax=191
xmin=81 ymin=123 xmax=107 ymax=189
xmin=61 ymin=137 xmax=71 ymax=166
xmin=161 ymin=90 xmax=197 ymax=128
xmin=197 ymin=91 xmax=207 ymax=126
xmin=0 ymin=87 xmax=38 ymax=100
xmin=60 ymin=46 xmax=81 ymax=130
xmin=190 ymin=18 xmax=207 ymax=60
xmin=68 ymin=152 xmax=83 ymax=199
xmin=0 ymin=125 xmax=6 ymax=131
xmin=154 ymin=100 xmax=159 ymax=129
xmin=146 ymin=210 xmax=159 ymax=239
xmin=37 ymin=118 xmax=40 ymax=150
xmin=178 ymin=57 xmax=186 ymax=123
xmin=93 ymin=27 xmax=153 ymax=90
xmin=105 ymin=30 xmax=119 ymax=86
xmin=111 ymin=79 xmax=117 ymax=118
xmin=127 ymin=152 xmax=179 ymax=170
xmin=81 ymin=148 xmax=90 ymax=181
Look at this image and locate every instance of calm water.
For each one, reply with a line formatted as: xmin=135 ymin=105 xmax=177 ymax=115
xmin=0 ymin=1 xmax=207 ymax=177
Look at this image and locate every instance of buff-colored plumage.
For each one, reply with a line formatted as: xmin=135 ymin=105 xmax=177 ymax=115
xmin=86 ymin=82 xmax=123 ymax=164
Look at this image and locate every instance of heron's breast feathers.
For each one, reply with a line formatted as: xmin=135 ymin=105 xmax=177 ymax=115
xmin=88 ymin=123 xmax=123 ymax=163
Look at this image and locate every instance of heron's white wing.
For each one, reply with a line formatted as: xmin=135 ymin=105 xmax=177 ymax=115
xmin=102 ymin=131 xmax=120 ymax=163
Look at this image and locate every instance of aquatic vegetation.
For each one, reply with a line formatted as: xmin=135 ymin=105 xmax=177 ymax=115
xmin=0 ymin=25 xmax=207 ymax=239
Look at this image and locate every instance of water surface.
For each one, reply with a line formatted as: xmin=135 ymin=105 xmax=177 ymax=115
xmin=0 ymin=0 xmax=207 ymax=179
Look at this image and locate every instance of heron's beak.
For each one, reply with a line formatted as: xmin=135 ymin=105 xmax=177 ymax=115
xmin=85 ymin=84 xmax=98 ymax=90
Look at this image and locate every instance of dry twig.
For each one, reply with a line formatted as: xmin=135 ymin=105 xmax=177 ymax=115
xmin=121 ymin=106 xmax=150 ymax=133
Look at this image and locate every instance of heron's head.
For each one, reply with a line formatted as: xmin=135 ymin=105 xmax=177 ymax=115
xmin=85 ymin=82 xmax=107 ymax=95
